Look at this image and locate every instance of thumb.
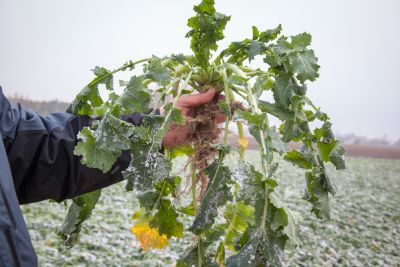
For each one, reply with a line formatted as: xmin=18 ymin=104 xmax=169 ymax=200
xmin=177 ymin=89 xmax=216 ymax=107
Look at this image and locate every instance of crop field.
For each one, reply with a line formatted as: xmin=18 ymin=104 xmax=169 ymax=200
xmin=21 ymin=151 xmax=400 ymax=267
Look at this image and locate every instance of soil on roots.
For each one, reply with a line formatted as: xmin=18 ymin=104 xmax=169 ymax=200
xmin=184 ymin=95 xmax=245 ymax=201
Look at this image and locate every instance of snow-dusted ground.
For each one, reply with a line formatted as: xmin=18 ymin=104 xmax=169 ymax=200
xmin=21 ymin=151 xmax=400 ymax=267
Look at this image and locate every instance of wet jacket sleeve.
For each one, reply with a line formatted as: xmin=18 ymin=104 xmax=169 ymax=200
xmin=0 ymin=87 xmax=145 ymax=204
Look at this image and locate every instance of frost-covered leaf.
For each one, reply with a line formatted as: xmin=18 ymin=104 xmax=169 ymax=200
xmin=57 ymin=190 xmax=101 ymax=247
xmin=189 ymin=161 xmax=232 ymax=235
xmin=226 ymin=228 xmax=285 ymax=267
xmin=232 ymin=162 xmax=264 ymax=205
xmin=124 ymin=115 xmax=169 ymax=191
xmin=124 ymin=144 xmax=169 ymax=191
xmin=177 ymin=229 xmax=223 ymax=267
xmin=74 ymin=114 xmax=135 ymax=172
xmin=176 ymin=241 xmax=218 ymax=267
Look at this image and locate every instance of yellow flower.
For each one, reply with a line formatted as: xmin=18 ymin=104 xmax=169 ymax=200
xmin=238 ymin=137 xmax=249 ymax=149
xmin=131 ymin=223 xmax=169 ymax=251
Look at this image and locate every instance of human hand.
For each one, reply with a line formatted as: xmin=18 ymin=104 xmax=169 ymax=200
xmin=162 ymin=89 xmax=226 ymax=147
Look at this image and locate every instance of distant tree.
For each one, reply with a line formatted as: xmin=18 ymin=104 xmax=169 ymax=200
xmin=7 ymin=96 xmax=68 ymax=115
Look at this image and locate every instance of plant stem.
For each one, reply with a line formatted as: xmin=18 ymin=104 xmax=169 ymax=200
xmin=191 ymin=160 xmax=197 ymax=215
xmin=151 ymin=76 xmax=186 ymax=114
xmin=245 ymin=85 xmax=269 ymax=175
xmin=88 ymin=58 xmax=151 ymax=88
xmin=221 ymin=67 xmax=231 ymax=145
xmin=223 ymin=187 xmax=238 ymax=246
xmin=151 ymin=71 xmax=193 ymax=150
xmin=261 ymin=183 xmax=269 ymax=231
xmin=197 ymin=236 xmax=203 ymax=267
xmin=237 ymin=122 xmax=245 ymax=160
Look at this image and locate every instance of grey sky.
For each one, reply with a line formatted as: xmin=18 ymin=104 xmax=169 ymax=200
xmin=0 ymin=0 xmax=399 ymax=139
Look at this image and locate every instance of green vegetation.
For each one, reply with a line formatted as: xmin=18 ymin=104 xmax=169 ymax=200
xmin=58 ymin=0 xmax=345 ymax=265
xmin=22 ymin=153 xmax=400 ymax=266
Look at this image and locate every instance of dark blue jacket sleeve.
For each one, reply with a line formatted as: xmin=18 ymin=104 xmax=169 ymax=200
xmin=0 ymin=87 xmax=143 ymax=204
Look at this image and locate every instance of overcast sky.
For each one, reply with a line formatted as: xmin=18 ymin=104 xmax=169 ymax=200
xmin=0 ymin=0 xmax=399 ymax=140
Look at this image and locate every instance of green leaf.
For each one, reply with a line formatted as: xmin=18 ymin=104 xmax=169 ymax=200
xmin=150 ymin=199 xmax=183 ymax=238
xmin=74 ymin=114 xmax=135 ymax=172
xmin=123 ymin=116 xmax=169 ymax=191
xmin=124 ymin=144 xmax=169 ymax=191
xmin=253 ymin=75 xmax=274 ymax=97
xmin=288 ymin=50 xmax=320 ymax=83
xmin=236 ymin=110 xmax=265 ymax=127
xmin=194 ymin=0 xmax=216 ymax=14
xmin=284 ymin=150 xmax=313 ymax=169
xmin=137 ymin=190 xmax=159 ymax=210
xmin=258 ymin=24 xmax=282 ymax=43
xmin=67 ymin=85 xmax=103 ymax=115
xmin=281 ymin=118 xmax=302 ymax=142
xmin=92 ymin=66 xmax=113 ymax=90
xmin=164 ymin=103 xmax=185 ymax=125
xmin=186 ymin=0 xmax=231 ymax=67
xmin=304 ymin=168 xmax=332 ymax=219
xmin=224 ymin=202 xmax=255 ymax=250
xmin=114 ymin=76 xmax=150 ymax=115
xmin=155 ymin=176 xmax=181 ymax=196
xmin=252 ymin=26 xmax=259 ymax=40
xmin=168 ymin=145 xmax=195 ymax=160
xmin=266 ymin=126 xmax=287 ymax=153
xmin=258 ymin=100 xmax=293 ymax=121
xmin=144 ymin=57 xmax=171 ymax=86
xmin=57 ymin=190 xmax=101 ymax=247
xmin=269 ymin=192 xmax=301 ymax=246
xmin=177 ymin=228 xmax=223 ymax=267
xmin=223 ymin=39 xmax=265 ymax=64
xmin=189 ymin=160 xmax=232 ymax=235
xmin=272 ymin=73 xmax=296 ymax=108
xmin=176 ymin=240 xmax=218 ymax=267
xmin=226 ymin=228 xmax=285 ymax=267
xmin=291 ymin=32 xmax=312 ymax=51
xmin=329 ymin=141 xmax=346 ymax=170
xmin=179 ymin=203 xmax=196 ymax=216
xmin=232 ymin=162 xmax=264 ymax=205
xmin=215 ymin=241 xmax=225 ymax=266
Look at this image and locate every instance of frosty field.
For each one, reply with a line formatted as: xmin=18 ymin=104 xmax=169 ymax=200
xmin=21 ymin=151 xmax=400 ymax=267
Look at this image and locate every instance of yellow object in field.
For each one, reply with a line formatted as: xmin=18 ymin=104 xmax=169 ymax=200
xmin=131 ymin=223 xmax=168 ymax=251
xmin=238 ymin=137 xmax=249 ymax=149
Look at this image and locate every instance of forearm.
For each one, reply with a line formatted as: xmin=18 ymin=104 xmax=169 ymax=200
xmin=1 ymin=87 xmax=145 ymax=204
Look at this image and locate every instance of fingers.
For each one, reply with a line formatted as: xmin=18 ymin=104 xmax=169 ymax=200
xmin=178 ymin=88 xmax=216 ymax=107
